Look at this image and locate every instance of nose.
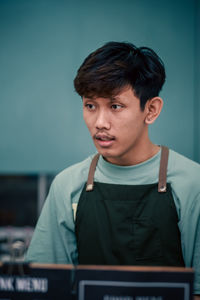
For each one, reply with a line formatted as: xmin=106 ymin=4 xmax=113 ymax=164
xmin=95 ymin=109 xmax=111 ymax=130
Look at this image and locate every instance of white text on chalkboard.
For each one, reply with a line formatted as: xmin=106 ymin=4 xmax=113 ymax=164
xmin=0 ymin=276 xmax=48 ymax=293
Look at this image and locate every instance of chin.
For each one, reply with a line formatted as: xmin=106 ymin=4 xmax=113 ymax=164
xmin=97 ymin=149 xmax=119 ymax=159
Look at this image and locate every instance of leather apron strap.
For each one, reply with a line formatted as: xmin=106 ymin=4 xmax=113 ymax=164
xmin=86 ymin=153 xmax=100 ymax=191
xmin=158 ymin=146 xmax=169 ymax=193
xmin=86 ymin=146 xmax=169 ymax=193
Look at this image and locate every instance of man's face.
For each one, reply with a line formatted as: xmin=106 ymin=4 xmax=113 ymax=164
xmin=83 ymin=86 xmax=149 ymax=165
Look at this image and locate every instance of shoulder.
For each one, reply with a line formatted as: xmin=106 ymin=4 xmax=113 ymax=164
xmin=168 ymin=149 xmax=200 ymax=183
xmin=168 ymin=149 xmax=200 ymax=205
xmin=51 ymin=154 xmax=95 ymax=199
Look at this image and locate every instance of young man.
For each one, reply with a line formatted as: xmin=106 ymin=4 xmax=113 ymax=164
xmin=26 ymin=42 xmax=200 ymax=297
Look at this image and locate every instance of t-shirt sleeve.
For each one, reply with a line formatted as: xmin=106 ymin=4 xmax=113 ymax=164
xmin=25 ymin=180 xmax=77 ymax=264
xmin=180 ymin=191 xmax=200 ymax=295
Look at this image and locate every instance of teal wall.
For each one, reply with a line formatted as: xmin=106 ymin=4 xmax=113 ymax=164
xmin=194 ymin=0 xmax=200 ymax=163
xmin=0 ymin=0 xmax=199 ymax=173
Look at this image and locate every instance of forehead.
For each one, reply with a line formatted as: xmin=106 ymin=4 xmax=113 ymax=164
xmin=83 ymin=86 xmax=137 ymax=102
xmin=83 ymin=85 xmax=133 ymax=99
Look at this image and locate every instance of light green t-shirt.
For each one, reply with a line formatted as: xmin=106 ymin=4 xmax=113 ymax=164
xmin=26 ymin=148 xmax=200 ymax=294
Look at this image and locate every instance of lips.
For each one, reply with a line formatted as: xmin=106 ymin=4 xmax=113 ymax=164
xmin=94 ymin=133 xmax=115 ymax=148
xmin=96 ymin=136 xmax=114 ymax=141
xmin=95 ymin=133 xmax=115 ymax=141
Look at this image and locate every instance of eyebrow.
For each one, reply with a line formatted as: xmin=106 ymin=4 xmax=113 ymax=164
xmin=83 ymin=96 xmax=122 ymax=102
xmin=83 ymin=97 xmax=94 ymax=101
xmin=110 ymin=96 xmax=118 ymax=101
xmin=110 ymin=96 xmax=123 ymax=102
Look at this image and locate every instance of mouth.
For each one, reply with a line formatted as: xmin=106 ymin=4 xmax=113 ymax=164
xmin=94 ymin=134 xmax=115 ymax=148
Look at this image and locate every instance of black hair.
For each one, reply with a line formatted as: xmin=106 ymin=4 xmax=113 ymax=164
xmin=74 ymin=41 xmax=166 ymax=110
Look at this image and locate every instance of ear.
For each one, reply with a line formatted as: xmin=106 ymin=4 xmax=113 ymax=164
xmin=144 ymin=97 xmax=163 ymax=124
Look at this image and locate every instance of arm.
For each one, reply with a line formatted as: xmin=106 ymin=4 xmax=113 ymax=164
xmin=192 ymin=193 xmax=200 ymax=297
xmin=26 ymin=180 xmax=77 ymax=264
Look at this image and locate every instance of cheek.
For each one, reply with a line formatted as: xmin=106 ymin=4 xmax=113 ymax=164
xmin=116 ymin=115 xmax=144 ymax=138
xmin=83 ymin=112 xmax=94 ymax=131
xmin=117 ymin=116 xmax=135 ymax=131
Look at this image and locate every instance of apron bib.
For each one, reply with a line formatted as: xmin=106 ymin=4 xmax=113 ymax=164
xmin=75 ymin=146 xmax=185 ymax=267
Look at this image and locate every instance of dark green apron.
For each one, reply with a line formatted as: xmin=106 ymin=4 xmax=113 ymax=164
xmin=75 ymin=146 xmax=185 ymax=267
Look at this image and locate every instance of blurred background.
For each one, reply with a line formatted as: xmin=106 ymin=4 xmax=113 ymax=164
xmin=0 ymin=0 xmax=199 ymax=260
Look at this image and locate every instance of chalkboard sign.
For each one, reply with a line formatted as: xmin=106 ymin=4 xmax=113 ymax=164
xmin=0 ymin=263 xmax=74 ymax=300
xmin=0 ymin=264 xmax=194 ymax=300
xmin=76 ymin=266 xmax=194 ymax=300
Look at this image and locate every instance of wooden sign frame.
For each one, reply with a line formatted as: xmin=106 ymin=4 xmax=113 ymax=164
xmin=0 ymin=263 xmax=194 ymax=300
xmin=76 ymin=266 xmax=194 ymax=300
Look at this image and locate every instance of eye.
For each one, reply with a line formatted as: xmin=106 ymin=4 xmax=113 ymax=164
xmin=85 ymin=103 xmax=95 ymax=110
xmin=111 ymin=104 xmax=123 ymax=110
